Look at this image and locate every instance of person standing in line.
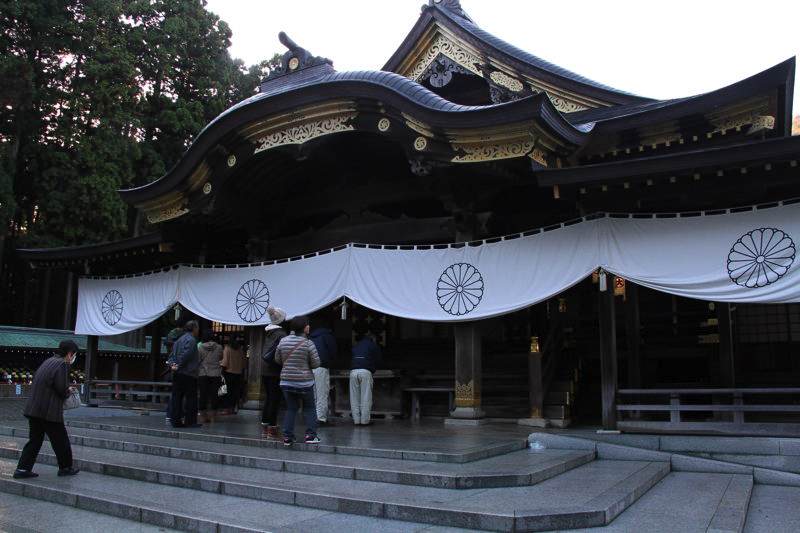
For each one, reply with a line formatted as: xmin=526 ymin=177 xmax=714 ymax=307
xmin=163 ymin=327 xmax=182 ymax=424
xmin=14 ymin=340 xmax=80 ymax=478
xmin=197 ymin=332 xmax=223 ymax=423
xmin=170 ymin=320 xmax=201 ymax=428
xmin=261 ymin=306 xmax=287 ymax=439
xmin=349 ymin=332 xmax=382 ymax=426
xmin=275 ymin=315 xmax=321 ymax=446
xmin=220 ymin=337 xmax=245 ymax=414
xmin=309 ymin=319 xmax=337 ymax=424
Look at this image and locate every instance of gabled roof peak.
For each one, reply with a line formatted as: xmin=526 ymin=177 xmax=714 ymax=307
xmin=427 ymin=0 xmax=472 ymax=22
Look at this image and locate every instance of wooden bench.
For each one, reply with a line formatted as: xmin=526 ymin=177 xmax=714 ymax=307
xmin=404 ymin=387 xmax=455 ymax=420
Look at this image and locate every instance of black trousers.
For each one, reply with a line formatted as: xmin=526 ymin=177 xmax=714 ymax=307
xmin=17 ymin=416 xmax=73 ymax=471
xmin=261 ymin=375 xmax=282 ymax=426
xmin=222 ymin=372 xmax=242 ymax=410
xmin=172 ymin=373 xmax=198 ymax=426
xmin=198 ymin=376 xmax=221 ymax=412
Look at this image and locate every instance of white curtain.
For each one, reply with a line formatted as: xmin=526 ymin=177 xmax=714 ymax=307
xmin=75 ymin=268 xmax=179 ymax=335
xmin=74 ymin=202 xmax=800 ymax=335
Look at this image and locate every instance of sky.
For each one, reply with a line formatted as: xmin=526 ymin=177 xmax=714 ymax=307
xmin=205 ymin=0 xmax=800 ymax=113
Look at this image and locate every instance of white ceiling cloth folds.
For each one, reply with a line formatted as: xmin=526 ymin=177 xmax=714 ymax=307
xmin=75 ymin=202 xmax=800 ymax=335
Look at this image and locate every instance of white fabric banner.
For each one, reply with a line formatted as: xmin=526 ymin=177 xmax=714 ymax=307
xmin=179 ymin=248 xmax=349 ymax=326
xmin=75 ymin=202 xmax=800 ymax=335
xmin=75 ymin=268 xmax=179 ymax=335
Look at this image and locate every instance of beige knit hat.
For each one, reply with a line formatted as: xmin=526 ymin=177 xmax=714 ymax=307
xmin=265 ymin=306 xmax=287 ymax=331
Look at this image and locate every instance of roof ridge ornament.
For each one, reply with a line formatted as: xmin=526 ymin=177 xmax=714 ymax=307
xmin=262 ymin=31 xmax=334 ymax=84
xmin=428 ymin=0 xmax=473 ymax=22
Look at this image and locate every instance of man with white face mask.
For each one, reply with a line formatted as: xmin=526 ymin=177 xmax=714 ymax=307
xmin=14 ymin=340 xmax=80 ymax=478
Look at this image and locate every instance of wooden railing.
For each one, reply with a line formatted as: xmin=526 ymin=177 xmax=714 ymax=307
xmin=88 ymin=379 xmax=172 ymax=409
xmin=617 ymin=388 xmax=800 ymax=435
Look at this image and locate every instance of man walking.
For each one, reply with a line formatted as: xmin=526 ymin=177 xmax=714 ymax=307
xmin=309 ymin=320 xmax=337 ymax=424
xmin=170 ymin=320 xmax=201 ymax=428
xmin=14 ymin=340 xmax=80 ymax=478
xmin=349 ymin=332 xmax=381 ymax=426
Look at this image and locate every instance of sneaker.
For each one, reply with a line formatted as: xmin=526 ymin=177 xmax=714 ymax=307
xmin=12 ymin=469 xmax=38 ymax=479
xmin=57 ymin=467 xmax=80 ymax=477
xmin=266 ymin=426 xmax=282 ymax=440
xmin=304 ymin=435 xmax=320 ymax=444
xmin=283 ymin=437 xmax=295 ymax=447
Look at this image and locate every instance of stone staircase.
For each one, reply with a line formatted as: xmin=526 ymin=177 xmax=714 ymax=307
xmin=0 ymin=419 xmax=782 ymax=532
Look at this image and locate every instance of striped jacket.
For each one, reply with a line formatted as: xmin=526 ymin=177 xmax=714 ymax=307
xmin=274 ymin=334 xmax=320 ymax=388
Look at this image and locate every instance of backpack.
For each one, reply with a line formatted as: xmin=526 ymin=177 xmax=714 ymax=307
xmin=261 ymin=337 xmax=280 ymax=366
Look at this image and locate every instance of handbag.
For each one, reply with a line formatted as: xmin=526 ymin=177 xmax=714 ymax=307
xmin=63 ymin=389 xmax=81 ymax=410
xmin=217 ymin=376 xmax=228 ymax=397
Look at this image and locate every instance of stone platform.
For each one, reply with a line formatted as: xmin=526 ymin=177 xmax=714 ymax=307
xmin=0 ymin=405 xmax=796 ymax=531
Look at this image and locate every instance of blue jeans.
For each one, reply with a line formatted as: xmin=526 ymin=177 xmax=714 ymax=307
xmin=281 ymin=386 xmax=317 ymax=440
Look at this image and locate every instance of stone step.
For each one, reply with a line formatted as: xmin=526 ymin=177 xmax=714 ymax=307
xmin=529 ymin=432 xmax=800 ymax=487
xmin=744 ymin=484 xmax=800 ymax=532
xmin=61 ymin=419 xmax=525 ymax=463
xmin=0 ymin=427 xmax=594 ymax=489
xmin=580 ymin=472 xmax=752 ymax=533
xmin=0 ymin=491 xmax=181 ymax=533
xmin=0 ymin=459 xmax=442 ymax=532
xmin=0 ymin=449 xmax=669 ymax=531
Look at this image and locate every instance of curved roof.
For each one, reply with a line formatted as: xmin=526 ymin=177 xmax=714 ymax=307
xmin=120 ymin=68 xmax=590 ymax=205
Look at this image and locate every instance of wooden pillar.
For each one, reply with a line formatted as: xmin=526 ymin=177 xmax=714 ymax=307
xmin=63 ymin=272 xmax=76 ymax=330
xmin=518 ymin=336 xmax=547 ymax=427
xmin=84 ymin=335 xmax=98 ymax=405
xmin=38 ymin=269 xmax=52 ymax=327
xmin=243 ymin=326 xmax=267 ymax=409
xmin=625 ymin=282 xmax=642 ymax=388
xmin=598 ymin=272 xmax=618 ymax=430
xmin=149 ymin=324 xmax=162 ymax=382
xmin=716 ymin=302 xmax=735 ymax=387
xmin=446 ymin=322 xmax=485 ymax=425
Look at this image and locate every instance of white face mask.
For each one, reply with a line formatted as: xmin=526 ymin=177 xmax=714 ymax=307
xmin=67 ymin=353 xmax=76 ymax=365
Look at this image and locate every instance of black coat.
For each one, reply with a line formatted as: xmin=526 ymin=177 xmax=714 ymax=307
xmin=23 ymin=356 xmax=70 ymax=423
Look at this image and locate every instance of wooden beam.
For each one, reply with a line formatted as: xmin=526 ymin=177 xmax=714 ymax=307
xmin=598 ymin=272 xmax=618 ymax=430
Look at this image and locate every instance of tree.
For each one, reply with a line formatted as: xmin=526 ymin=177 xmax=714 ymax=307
xmin=0 ymin=0 xmax=273 ymax=248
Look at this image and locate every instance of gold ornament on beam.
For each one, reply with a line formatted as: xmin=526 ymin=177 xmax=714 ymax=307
xmin=489 ymin=71 xmax=524 ymax=93
xmin=413 ymin=136 xmax=428 ymax=151
xmin=253 ymin=113 xmax=357 ymax=154
xmin=408 ymin=33 xmax=483 ymax=80
xmin=451 ymin=139 xmax=534 ymax=163
xmin=377 ymin=118 xmax=391 ymax=132
xmin=227 ymin=154 xmax=237 ymax=167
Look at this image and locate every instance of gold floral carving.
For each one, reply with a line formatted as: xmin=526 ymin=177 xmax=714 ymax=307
xmin=413 ymin=136 xmax=428 ymax=151
xmin=377 ymin=117 xmax=391 ymax=132
xmin=253 ymin=113 xmax=357 ymax=154
xmin=147 ymin=202 xmax=189 ymax=224
xmin=529 ymin=148 xmax=548 ymax=167
xmin=227 ymin=154 xmax=237 ymax=167
xmin=202 ymin=182 xmax=212 ymax=195
xmin=408 ymin=33 xmax=482 ymax=80
xmin=711 ymin=112 xmax=774 ymax=135
xmin=455 ymin=380 xmax=480 ymax=407
xmin=489 ymin=71 xmax=523 ymax=93
xmin=451 ymin=140 xmax=535 ymax=163
xmin=528 ymin=85 xmax=589 ymax=113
